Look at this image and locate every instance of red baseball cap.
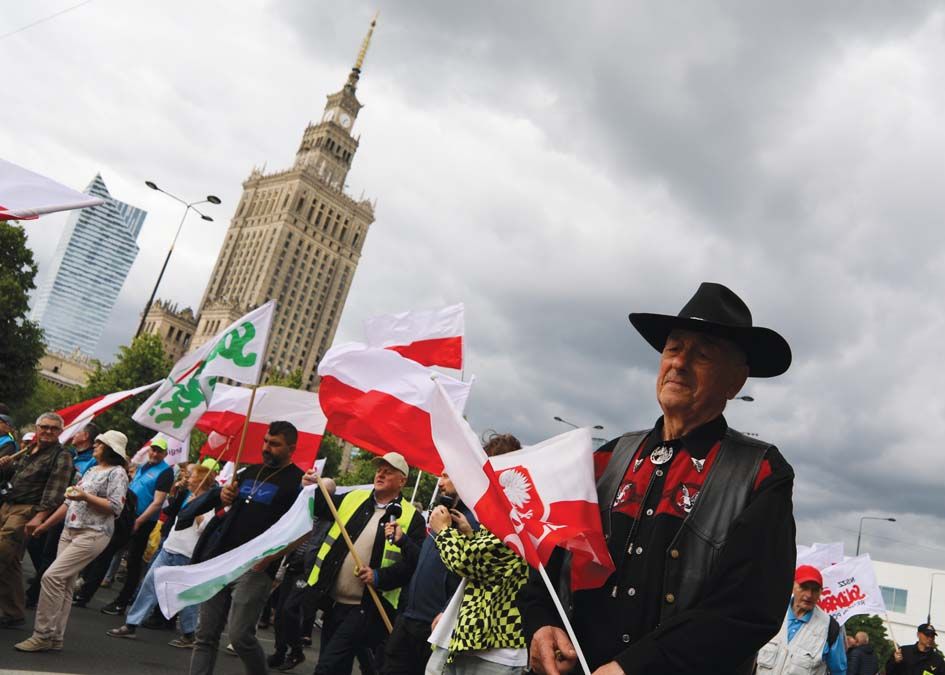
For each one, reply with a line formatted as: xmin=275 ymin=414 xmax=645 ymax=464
xmin=795 ymin=565 xmax=823 ymax=587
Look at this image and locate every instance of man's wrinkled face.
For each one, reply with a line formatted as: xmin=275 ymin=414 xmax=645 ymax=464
xmin=657 ymin=330 xmax=749 ymax=421
xmin=792 ymin=581 xmax=822 ymax=614
xmin=374 ymin=463 xmax=407 ymax=494
xmin=438 ymin=472 xmax=457 ymax=497
xmin=261 ymin=433 xmax=294 ymax=467
xmin=35 ymin=418 xmax=62 ymax=445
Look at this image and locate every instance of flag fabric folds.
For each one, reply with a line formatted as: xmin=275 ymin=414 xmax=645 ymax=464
xmin=196 ymin=384 xmax=326 ymax=468
xmin=0 ymin=158 xmax=105 ymax=220
xmin=133 ymin=301 xmax=275 ymax=440
xmin=364 ymin=303 xmax=464 ymax=370
xmin=57 ymin=381 xmax=162 ymax=443
xmin=317 ymin=342 xmax=472 ymax=474
xmin=817 ymin=554 xmax=886 ymax=625
xmin=131 ymin=433 xmax=190 ymax=466
xmin=155 ymin=485 xmax=317 ymax=618
xmin=429 ymin=382 xmax=614 ymax=590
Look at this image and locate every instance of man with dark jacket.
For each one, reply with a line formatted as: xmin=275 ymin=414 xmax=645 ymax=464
xmin=519 ymin=283 xmax=797 ymax=675
xmin=847 ymin=631 xmax=878 ymax=675
xmin=302 ymin=452 xmax=426 ymax=675
xmin=886 ymin=623 xmax=945 ymax=675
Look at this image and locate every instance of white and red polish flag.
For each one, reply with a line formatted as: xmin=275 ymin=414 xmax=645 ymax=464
xmin=317 ymin=343 xmax=473 ymax=475
xmin=430 ymin=382 xmax=615 ymax=590
xmin=364 ymin=303 xmax=464 ymax=370
xmin=0 ymin=158 xmax=105 ymax=220
xmin=196 ymin=385 xmax=327 ymax=469
xmin=57 ymin=381 xmax=162 ymax=443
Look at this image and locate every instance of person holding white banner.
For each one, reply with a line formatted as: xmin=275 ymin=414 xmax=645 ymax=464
xmin=885 ymin=623 xmax=944 ymax=675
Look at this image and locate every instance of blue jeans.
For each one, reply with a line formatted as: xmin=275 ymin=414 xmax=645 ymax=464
xmin=125 ymin=547 xmax=197 ymax=634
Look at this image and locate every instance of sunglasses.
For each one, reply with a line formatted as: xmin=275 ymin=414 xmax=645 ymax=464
xmin=37 ymin=424 xmax=62 ymax=432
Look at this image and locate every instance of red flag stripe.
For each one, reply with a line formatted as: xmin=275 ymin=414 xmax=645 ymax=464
xmin=386 ymin=336 xmax=463 ymax=370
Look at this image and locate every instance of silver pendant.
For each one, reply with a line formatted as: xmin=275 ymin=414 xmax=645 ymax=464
xmin=633 ymin=458 xmax=645 ymax=473
xmin=649 ymin=445 xmax=674 ymax=465
xmin=691 ymin=458 xmax=705 ymax=473
xmin=245 ymin=496 xmax=252 ymax=504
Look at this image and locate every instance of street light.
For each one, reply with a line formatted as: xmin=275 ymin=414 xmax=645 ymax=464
xmin=553 ymin=416 xmax=604 ymax=430
xmin=928 ymin=573 xmax=945 ymax=623
xmin=135 ymin=181 xmax=221 ymax=337
xmin=856 ymin=516 xmax=897 ymax=556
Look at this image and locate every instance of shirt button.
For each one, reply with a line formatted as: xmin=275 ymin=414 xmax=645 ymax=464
xmin=635 ymin=546 xmax=643 ymax=555
xmin=621 ymin=634 xmax=631 ymax=643
xmin=655 ymin=469 xmax=664 ymax=477
xmin=627 ymin=587 xmax=636 ymax=597
xmin=670 ymin=549 xmax=680 ymax=559
xmin=645 ymin=508 xmax=654 ymax=516
xmin=665 ymin=593 xmax=676 ymax=604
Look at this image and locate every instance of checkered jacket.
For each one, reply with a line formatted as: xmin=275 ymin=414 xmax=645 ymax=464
xmin=434 ymin=526 xmax=528 ymax=654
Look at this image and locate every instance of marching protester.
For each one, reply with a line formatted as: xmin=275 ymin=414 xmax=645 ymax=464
xmin=302 ymin=451 xmax=426 ymax=675
xmin=885 ymin=623 xmax=944 ymax=675
xmin=0 ymin=413 xmax=18 ymax=457
xmin=14 ymin=429 xmax=129 ymax=652
xmin=756 ymin=565 xmax=846 ymax=675
xmin=101 ymin=437 xmax=173 ymax=616
xmin=0 ymin=412 xmax=74 ymax=629
xmin=519 ymin=283 xmax=797 ymax=675
xmin=380 ymin=471 xmax=473 ymax=675
xmin=846 ymin=631 xmax=878 ymax=675
xmin=427 ymin=433 xmax=528 ymax=675
xmin=188 ymin=421 xmax=305 ymax=675
xmin=70 ymin=423 xmax=101 ymax=476
xmin=106 ymin=463 xmax=216 ymax=648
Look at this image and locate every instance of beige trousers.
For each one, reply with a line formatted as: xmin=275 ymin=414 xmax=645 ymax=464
xmin=0 ymin=502 xmax=36 ymax=620
xmin=33 ymin=527 xmax=109 ymax=641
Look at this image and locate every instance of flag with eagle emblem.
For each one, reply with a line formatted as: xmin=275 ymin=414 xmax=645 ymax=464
xmin=430 ymin=382 xmax=615 ymax=590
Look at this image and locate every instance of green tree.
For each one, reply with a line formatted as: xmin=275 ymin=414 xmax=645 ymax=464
xmin=265 ymin=368 xmax=303 ymax=389
xmin=81 ymin=333 xmax=171 ymax=450
xmin=845 ymin=614 xmax=893 ymax=668
xmin=18 ymin=379 xmax=79 ymax=431
xmin=0 ymin=221 xmax=46 ymax=412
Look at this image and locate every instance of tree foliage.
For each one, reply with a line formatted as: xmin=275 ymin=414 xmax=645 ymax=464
xmin=18 ymin=379 xmax=77 ymax=431
xmin=80 ymin=333 xmax=171 ymax=451
xmin=0 ymin=221 xmax=46 ymax=412
xmin=265 ymin=368 xmax=303 ymax=389
xmin=845 ymin=614 xmax=894 ymax=668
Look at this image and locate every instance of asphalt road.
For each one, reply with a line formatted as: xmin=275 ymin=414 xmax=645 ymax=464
xmin=1 ymin=563 xmax=323 ymax=675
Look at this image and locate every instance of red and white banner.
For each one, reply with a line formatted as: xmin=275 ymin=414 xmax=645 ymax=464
xmin=429 ymin=382 xmax=614 ymax=590
xmin=0 ymin=158 xmax=105 ymax=220
xmin=318 ymin=343 xmax=472 ymax=475
xmin=58 ymin=381 xmax=162 ymax=443
xmin=196 ymin=384 xmax=326 ymax=469
xmin=817 ymin=554 xmax=886 ymax=625
xmin=364 ymin=303 xmax=464 ymax=370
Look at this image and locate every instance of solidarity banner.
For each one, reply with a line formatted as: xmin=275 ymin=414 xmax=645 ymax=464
xmin=197 ymin=384 xmax=326 ymax=468
xmin=318 ymin=342 xmax=472 ymax=474
xmin=818 ymin=554 xmax=886 ymax=625
xmin=797 ymin=542 xmax=845 ymax=570
xmin=430 ymin=382 xmax=614 ymax=590
xmin=134 ymin=302 xmax=275 ymax=440
xmin=154 ymin=484 xmax=316 ymax=618
xmin=364 ymin=303 xmax=464 ymax=370
xmin=0 ymin=158 xmax=104 ymax=220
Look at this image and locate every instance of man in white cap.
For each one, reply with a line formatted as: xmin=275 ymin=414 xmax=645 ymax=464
xmin=302 ymin=451 xmax=427 ymax=675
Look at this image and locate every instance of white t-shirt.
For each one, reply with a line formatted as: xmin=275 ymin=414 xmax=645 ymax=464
xmin=163 ymin=509 xmax=213 ymax=557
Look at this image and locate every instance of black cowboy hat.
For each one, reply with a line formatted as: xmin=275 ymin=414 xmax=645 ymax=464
xmin=628 ymin=282 xmax=792 ymax=378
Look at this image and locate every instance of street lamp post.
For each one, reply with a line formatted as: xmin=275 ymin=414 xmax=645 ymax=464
xmin=928 ymin=573 xmax=945 ymax=624
xmin=135 ymin=181 xmax=221 ymax=337
xmin=553 ymin=416 xmax=604 ymax=430
xmin=856 ymin=516 xmax=897 ymax=556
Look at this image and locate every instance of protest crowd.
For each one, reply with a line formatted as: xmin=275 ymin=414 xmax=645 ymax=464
xmin=0 ymin=285 xmax=942 ymax=675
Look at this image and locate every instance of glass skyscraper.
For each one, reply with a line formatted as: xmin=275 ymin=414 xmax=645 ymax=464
xmin=30 ymin=174 xmax=146 ymax=356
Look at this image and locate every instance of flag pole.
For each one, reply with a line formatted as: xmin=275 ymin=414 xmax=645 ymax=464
xmin=312 ymin=473 xmax=394 ymax=633
xmin=193 ymin=436 xmax=233 ymax=494
xmin=229 ymin=385 xmax=259 ymax=485
xmin=537 ymin=564 xmax=591 ymax=675
xmin=410 ymin=471 xmax=423 ymax=502
xmin=882 ymin=611 xmax=900 ymax=651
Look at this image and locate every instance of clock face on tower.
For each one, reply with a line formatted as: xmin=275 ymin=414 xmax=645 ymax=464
xmin=338 ymin=112 xmax=352 ymax=129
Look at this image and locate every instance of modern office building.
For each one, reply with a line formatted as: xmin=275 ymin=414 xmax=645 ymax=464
xmin=30 ymin=173 xmax=146 ymax=356
xmin=188 ymin=16 xmax=379 ymax=390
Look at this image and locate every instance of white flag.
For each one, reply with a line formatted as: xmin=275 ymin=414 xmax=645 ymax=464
xmin=154 ymin=484 xmax=316 ymax=618
xmin=797 ymin=542 xmax=845 ymax=570
xmin=0 ymin=158 xmax=105 ymax=220
xmin=818 ymin=554 xmax=886 ymax=625
xmin=133 ymin=302 xmax=275 ymax=440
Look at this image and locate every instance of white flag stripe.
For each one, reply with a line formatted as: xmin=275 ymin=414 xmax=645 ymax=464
xmin=0 ymin=158 xmax=105 ymax=219
xmin=429 ymin=381 xmax=492 ymax=506
xmin=819 ymin=554 xmax=887 ymax=625
xmin=205 ymin=384 xmax=327 ymax=433
xmin=364 ymin=303 xmax=464 ymax=348
xmin=319 ymin=343 xmax=471 ymax=413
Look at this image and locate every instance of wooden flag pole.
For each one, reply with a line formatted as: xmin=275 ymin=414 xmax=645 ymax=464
xmin=312 ymin=473 xmax=394 ymax=633
xmin=229 ymin=385 xmax=259 ymax=485
xmin=883 ymin=611 xmax=900 ymax=651
xmin=193 ymin=436 xmax=233 ymax=494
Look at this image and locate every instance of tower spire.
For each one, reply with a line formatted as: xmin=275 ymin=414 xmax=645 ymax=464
xmin=346 ymin=11 xmax=378 ymax=91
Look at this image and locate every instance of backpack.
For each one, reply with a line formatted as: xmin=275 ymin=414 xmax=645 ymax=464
xmin=112 ymin=489 xmax=138 ymax=547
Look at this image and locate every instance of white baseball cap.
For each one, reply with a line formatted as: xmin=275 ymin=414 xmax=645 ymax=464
xmin=373 ymin=452 xmax=409 ymax=476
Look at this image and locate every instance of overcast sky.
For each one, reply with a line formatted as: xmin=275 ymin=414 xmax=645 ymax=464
xmin=4 ymin=1 xmax=945 ymax=570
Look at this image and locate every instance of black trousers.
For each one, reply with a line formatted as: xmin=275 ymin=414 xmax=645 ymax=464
xmin=315 ymin=602 xmax=385 ymax=675
xmin=381 ymin=615 xmax=433 ymax=675
xmin=26 ymin=520 xmax=65 ymax=603
xmin=115 ymin=522 xmax=154 ymax=606
xmin=273 ymin=571 xmax=308 ymax=657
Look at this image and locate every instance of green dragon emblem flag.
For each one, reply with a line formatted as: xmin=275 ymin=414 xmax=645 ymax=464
xmin=133 ymin=301 xmax=276 ymax=441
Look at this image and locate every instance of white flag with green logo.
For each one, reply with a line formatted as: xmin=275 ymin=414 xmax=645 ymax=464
xmin=154 ymin=484 xmax=316 ymax=618
xmin=133 ymin=301 xmax=275 ymax=440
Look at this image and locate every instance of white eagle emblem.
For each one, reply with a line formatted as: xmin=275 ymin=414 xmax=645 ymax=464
xmin=499 ymin=468 xmax=534 ymax=519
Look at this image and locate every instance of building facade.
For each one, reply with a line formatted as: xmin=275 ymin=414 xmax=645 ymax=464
xmin=30 ymin=173 xmax=146 ymax=356
xmin=190 ymin=17 xmax=378 ymax=391
xmin=37 ymin=350 xmax=95 ymax=388
xmin=141 ymin=300 xmax=198 ymax=363
xmin=873 ymin=559 xmax=945 ymax=646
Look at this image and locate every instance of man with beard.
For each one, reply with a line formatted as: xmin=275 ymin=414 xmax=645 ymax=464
xmin=189 ymin=421 xmax=305 ymax=675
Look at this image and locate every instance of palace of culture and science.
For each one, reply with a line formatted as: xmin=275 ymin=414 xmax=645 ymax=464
xmin=142 ymin=17 xmax=379 ymax=391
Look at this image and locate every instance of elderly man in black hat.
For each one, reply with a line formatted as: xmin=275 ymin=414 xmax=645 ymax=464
xmin=520 ymin=283 xmax=797 ymax=675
